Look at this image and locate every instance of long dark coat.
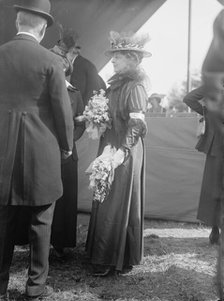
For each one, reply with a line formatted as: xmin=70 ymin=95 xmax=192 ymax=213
xmin=51 ymin=87 xmax=85 ymax=248
xmin=0 ymin=34 xmax=73 ymax=206
xmin=14 ymin=87 xmax=85 ymax=246
xmin=86 ymin=70 xmax=147 ymax=271
xmin=70 ymin=55 xmax=106 ymax=106
xmin=183 ymin=87 xmax=224 ymax=226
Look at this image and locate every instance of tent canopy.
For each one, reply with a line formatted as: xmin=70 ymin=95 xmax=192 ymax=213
xmin=0 ymin=0 xmax=166 ymax=70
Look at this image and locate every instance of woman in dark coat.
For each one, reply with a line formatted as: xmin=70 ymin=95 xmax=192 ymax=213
xmin=183 ymin=86 xmax=224 ymax=244
xmin=86 ymin=31 xmax=151 ymax=275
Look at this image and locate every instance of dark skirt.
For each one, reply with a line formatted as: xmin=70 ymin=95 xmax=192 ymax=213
xmin=51 ymin=156 xmax=78 ymax=248
xmin=86 ymin=139 xmax=145 ymax=271
xmin=14 ymin=156 xmax=78 ymax=247
xmin=197 ymin=154 xmax=223 ymax=226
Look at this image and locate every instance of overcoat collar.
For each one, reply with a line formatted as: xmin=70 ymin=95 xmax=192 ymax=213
xmin=13 ymin=33 xmax=39 ymax=44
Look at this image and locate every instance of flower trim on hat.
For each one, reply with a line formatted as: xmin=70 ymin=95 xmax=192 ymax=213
xmin=109 ymin=31 xmax=150 ymax=52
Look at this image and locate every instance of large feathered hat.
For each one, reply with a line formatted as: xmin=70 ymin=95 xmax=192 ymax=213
xmin=14 ymin=0 xmax=54 ymax=27
xmin=105 ymin=31 xmax=151 ymax=58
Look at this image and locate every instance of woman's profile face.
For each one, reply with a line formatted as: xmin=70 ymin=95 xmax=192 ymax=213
xmin=111 ymin=52 xmax=132 ymax=74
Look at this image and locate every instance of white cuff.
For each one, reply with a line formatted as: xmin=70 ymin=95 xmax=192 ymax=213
xmin=129 ymin=112 xmax=145 ymax=121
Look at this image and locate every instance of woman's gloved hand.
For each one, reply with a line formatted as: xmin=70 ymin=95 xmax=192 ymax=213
xmin=112 ymin=149 xmax=125 ymax=169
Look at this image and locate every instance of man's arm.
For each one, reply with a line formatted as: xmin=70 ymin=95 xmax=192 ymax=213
xmin=48 ymin=59 xmax=73 ymax=152
xmin=183 ymin=86 xmax=205 ymax=115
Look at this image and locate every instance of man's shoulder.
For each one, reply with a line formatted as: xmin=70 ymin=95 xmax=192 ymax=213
xmin=75 ymin=55 xmax=97 ymax=69
xmin=33 ymin=43 xmax=59 ymax=62
xmin=0 ymin=37 xmax=55 ymax=58
xmin=26 ymin=43 xmax=63 ymax=69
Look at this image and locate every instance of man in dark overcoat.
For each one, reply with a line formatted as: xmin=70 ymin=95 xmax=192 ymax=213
xmin=0 ymin=0 xmax=73 ymax=299
xmin=62 ymin=31 xmax=106 ymax=106
xmin=71 ymin=52 xmax=106 ymax=106
xmin=184 ymin=87 xmax=224 ymax=244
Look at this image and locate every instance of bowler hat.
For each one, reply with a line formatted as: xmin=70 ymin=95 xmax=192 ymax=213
xmin=14 ymin=0 xmax=54 ymax=27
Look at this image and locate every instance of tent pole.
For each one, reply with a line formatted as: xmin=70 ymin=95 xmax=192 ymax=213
xmin=187 ymin=0 xmax=192 ymax=94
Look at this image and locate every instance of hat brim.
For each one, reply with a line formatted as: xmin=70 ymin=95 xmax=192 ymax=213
xmin=14 ymin=5 xmax=54 ymax=27
xmin=149 ymin=94 xmax=166 ymax=99
xmin=105 ymin=48 xmax=152 ymax=58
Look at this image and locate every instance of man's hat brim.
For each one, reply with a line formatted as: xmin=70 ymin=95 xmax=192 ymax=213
xmin=14 ymin=5 xmax=54 ymax=27
xmin=105 ymin=48 xmax=152 ymax=58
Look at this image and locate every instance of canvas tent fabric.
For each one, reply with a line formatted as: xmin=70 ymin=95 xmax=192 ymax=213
xmin=0 ymin=1 xmax=206 ymax=222
xmin=77 ymin=116 xmax=205 ymax=223
xmin=0 ymin=0 xmax=166 ymax=69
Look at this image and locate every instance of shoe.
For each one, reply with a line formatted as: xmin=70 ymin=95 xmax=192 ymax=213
xmin=92 ymin=266 xmax=114 ymax=277
xmin=121 ymin=265 xmax=133 ymax=274
xmin=209 ymin=226 xmax=220 ymax=245
xmin=26 ymin=285 xmax=53 ymax=300
xmin=49 ymin=247 xmax=66 ymax=262
xmin=53 ymin=246 xmax=65 ymax=258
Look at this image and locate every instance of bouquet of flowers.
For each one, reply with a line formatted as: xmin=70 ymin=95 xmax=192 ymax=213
xmin=86 ymin=145 xmax=116 ymax=203
xmin=83 ymin=89 xmax=112 ymax=139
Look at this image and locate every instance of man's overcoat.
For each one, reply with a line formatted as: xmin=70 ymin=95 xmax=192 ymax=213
xmin=0 ymin=34 xmax=73 ymax=206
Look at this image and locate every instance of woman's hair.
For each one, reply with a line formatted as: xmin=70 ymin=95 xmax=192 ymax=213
xmin=118 ymin=50 xmax=143 ymax=65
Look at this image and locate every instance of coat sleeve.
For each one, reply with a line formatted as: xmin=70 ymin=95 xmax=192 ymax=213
xmin=85 ymin=62 xmax=103 ymax=103
xmin=121 ymin=84 xmax=148 ymax=151
xmin=70 ymin=62 xmax=86 ymax=100
xmin=72 ymin=90 xmax=85 ymax=142
xmin=48 ymin=59 xmax=73 ymax=151
xmin=202 ymin=10 xmax=224 ymax=102
xmin=202 ymin=10 xmax=224 ymax=73
xmin=183 ymin=86 xmax=205 ymax=115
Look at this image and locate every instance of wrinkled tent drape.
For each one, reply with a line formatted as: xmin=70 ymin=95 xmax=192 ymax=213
xmin=0 ymin=0 xmax=166 ymax=69
xmin=0 ymin=1 xmax=205 ymax=223
xmin=77 ymin=116 xmax=205 ymax=223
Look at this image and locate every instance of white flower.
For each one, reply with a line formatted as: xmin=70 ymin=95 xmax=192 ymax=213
xmin=87 ymin=145 xmax=116 ymax=203
xmin=82 ymin=90 xmax=112 ymax=140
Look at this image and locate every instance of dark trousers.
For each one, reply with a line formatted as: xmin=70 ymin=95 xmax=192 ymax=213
xmin=51 ymin=158 xmax=78 ymax=248
xmin=0 ymin=203 xmax=55 ymax=296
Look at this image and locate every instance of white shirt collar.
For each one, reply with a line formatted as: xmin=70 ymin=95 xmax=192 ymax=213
xmin=72 ymin=55 xmax=79 ymax=64
xmin=17 ymin=32 xmax=39 ymax=43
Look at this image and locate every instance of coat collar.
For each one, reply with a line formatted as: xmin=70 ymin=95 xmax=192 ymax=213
xmin=13 ymin=33 xmax=39 ymax=44
xmin=108 ymin=68 xmax=146 ymax=90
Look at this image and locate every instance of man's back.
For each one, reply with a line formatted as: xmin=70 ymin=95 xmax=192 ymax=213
xmin=0 ymin=3 xmax=73 ymax=298
xmin=0 ymin=34 xmax=73 ymax=206
xmin=0 ymin=35 xmax=62 ymax=110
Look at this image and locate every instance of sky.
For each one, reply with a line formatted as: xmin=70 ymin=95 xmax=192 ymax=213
xmin=99 ymin=0 xmax=222 ymax=95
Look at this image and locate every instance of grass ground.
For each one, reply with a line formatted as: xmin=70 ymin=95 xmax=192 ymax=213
xmin=7 ymin=214 xmax=219 ymax=301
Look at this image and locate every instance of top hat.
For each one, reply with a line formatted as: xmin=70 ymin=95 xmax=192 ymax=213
xmin=14 ymin=0 xmax=54 ymax=27
xmin=105 ymin=31 xmax=152 ymax=58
